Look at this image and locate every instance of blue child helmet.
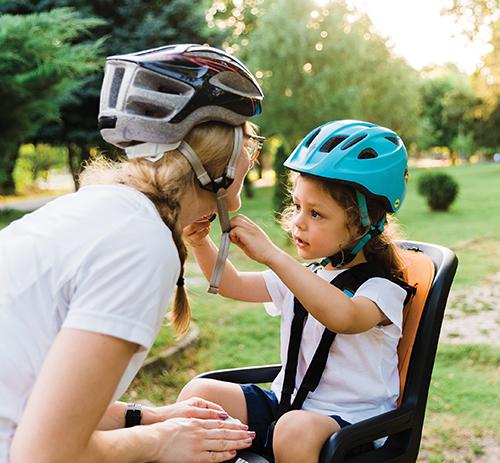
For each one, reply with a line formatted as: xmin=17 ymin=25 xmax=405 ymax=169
xmin=284 ymin=120 xmax=408 ymax=213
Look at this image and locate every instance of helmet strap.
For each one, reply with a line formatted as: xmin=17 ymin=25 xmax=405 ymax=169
xmin=176 ymin=126 xmax=244 ymax=295
xmin=321 ymin=191 xmax=385 ymax=268
xmin=208 ymin=187 xmax=231 ymax=294
xmin=125 ymin=141 xmax=181 ymax=161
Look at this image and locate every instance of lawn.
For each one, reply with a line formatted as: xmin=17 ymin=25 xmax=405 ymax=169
xmin=2 ymin=162 xmax=499 ymax=461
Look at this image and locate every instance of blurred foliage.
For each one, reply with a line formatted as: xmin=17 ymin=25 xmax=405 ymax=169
xmin=419 ymin=65 xmax=482 ymax=161
xmin=0 ymin=7 xmax=103 ymax=194
xmin=242 ymin=0 xmax=422 ymax=146
xmin=14 ymin=144 xmax=67 ymax=191
xmin=1 ymin=0 xmax=225 ymax=188
xmin=272 ymin=142 xmax=290 ymax=216
xmin=442 ymin=0 xmax=499 ymax=39
xmin=1 ymin=0 xmax=499 ymax=196
xmin=442 ymin=0 xmax=500 ymax=153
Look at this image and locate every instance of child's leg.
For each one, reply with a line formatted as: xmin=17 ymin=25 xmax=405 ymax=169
xmin=177 ymin=378 xmax=248 ymax=424
xmin=273 ymin=410 xmax=340 ymax=463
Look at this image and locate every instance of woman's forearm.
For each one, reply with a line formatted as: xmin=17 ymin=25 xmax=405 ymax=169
xmin=84 ymin=426 xmax=159 ymax=463
xmin=98 ymin=402 xmax=165 ymax=430
xmin=11 ymin=425 xmax=159 ymax=463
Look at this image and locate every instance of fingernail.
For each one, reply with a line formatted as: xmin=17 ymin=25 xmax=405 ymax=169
xmin=209 ymin=213 xmax=217 ymax=222
xmin=245 ymin=438 xmax=253 ymax=444
xmin=240 ymin=424 xmax=249 ymax=430
xmin=219 ymin=412 xmax=228 ymax=418
xmin=247 ymin=431 xmax=256 ymax=438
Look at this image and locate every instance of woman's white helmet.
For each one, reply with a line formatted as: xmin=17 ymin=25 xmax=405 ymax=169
xmin=98 ymin=44 xmax=264 ymax=294
xmin=98 ymin=43 xmax=263 ymax=159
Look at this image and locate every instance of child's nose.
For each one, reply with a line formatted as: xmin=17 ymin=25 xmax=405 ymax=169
xmin=293 ymin=213 xmax=306 ymax=230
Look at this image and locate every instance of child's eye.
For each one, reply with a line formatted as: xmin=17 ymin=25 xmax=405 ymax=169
xmin=293 ymin=203 xmax=301 ymax=212
xmin=311 ymin=210 xmax=321 ymax=218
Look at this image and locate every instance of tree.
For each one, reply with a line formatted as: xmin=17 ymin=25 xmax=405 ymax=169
xmin=419 ymin=65 xmax=481 ymax=160
xmin=0 ymin=8 xmax=103 ymax=194
xmin=2 ymin=0 xmax=226 ymax=188
xmin=242 ymin=0 xmax=422 ymax=147
xmin=443 ymin=0 xmax=500 ymax=153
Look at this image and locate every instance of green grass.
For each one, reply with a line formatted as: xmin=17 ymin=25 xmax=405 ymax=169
xmin=427 ymin=344 xmax=499 ymax=429
xmin=2 ymin=163 xmax=499 ymax=459
xmin=0 ymin=209 xmax=26 ymax=229
xmin=398 ymin=163 xmax=500 ymax=287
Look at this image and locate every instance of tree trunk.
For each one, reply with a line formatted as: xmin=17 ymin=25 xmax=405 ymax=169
xmin=0 ymin=143 xmax=20 ymax=195
xmin=67 ymin=143 xmax=81 ymax=190
xmin=67 ymin=143 xmax=92 ymax=191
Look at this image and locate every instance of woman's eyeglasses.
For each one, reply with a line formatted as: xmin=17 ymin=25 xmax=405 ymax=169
xmin=245 ymin=134 xmax=266 ymax=162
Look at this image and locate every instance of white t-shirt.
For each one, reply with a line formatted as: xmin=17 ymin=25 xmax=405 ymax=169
xmin=263 ymin=266 xmax=406 ymax=425
xmin=0 ymin=184 xmax=180 ymax=461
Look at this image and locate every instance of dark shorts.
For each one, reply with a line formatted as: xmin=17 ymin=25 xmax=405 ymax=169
xmin=240 ymin=384 xmax=352 ymax=457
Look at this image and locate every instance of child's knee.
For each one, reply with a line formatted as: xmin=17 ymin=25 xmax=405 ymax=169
xmin=273 ymin=410 xmax=313 ymax=457
xmin=177 ymin=378 xmax=221 ymax=402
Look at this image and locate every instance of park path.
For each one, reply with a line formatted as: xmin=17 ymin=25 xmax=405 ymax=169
xmin=440 ymin=271 xmax=500 ymax=345
xmin=0 ymin=194 xmax=63 ymax=212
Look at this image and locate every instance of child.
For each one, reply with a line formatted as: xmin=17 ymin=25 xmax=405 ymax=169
xmin=179 ymin=120 xmax=414 ymax=463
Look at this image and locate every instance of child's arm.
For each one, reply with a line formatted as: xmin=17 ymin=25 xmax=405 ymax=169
xmin=184 ymin=218 xmax=271 ymax=303
xmin=229 ymin=215 xmax=388 ymax=334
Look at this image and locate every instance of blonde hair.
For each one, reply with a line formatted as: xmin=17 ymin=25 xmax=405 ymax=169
xmin=281 ymin=173 xmax=409 ymax=285
xmin=80 ymin=121 xmax=258 ymax=335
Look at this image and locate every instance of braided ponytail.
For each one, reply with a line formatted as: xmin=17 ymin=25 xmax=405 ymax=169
xmin=80 ymin=121 xmax=251 ymax=335
xmin=161 ymin=206 xmax=191 ymax=336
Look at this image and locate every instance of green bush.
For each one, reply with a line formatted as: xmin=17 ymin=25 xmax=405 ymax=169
xmin=417 ymin=171 xmax=459 ymax=211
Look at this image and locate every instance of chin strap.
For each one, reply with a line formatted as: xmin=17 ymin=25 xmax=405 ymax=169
xmin=321 ymin=190 xmax=385 ymax=268
xmin=177 ymin=126 xmax=244 ymax=294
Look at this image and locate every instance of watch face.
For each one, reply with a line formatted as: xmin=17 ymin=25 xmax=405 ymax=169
xmin=125 ymin=403 xmax=142 ymax=427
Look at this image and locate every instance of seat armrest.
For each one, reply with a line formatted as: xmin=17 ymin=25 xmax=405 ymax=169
xmin=319 ymin=406 xmax=415 ymax=463
xmin=195 ymin=364 xmax=282 ymax=384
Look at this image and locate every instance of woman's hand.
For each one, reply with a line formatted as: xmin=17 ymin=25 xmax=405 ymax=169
xmin=149 ymin=397 xmax=230 ymax=423
xmin=152 ymin=417 xmax=254 ymax=463
xmin=229 ymin=214 xmax=283 ymax=266
xmin=183 ymin=215 xmax=214 ymax=248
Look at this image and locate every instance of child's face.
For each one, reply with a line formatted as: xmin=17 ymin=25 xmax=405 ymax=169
xmin=291 ymin=175 xmax=351 ymax=261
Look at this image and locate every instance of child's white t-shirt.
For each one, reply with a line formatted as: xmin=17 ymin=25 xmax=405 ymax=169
xmin=263 ymin=266 xmax=406 ymax=425
xmin=0 ymin=184 xmax=179 ymax=461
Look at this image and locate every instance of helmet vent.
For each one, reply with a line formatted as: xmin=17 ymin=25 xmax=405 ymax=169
xmin=320 ymin=136 xmax=347 ymax=152
xmin=341 ymin=134 xmax=367 ymax=150
xmin=209 ymin=72 xmax=261 ymax=98
xmin=134 ymin=69 xmax=191 ymax=96
xmin=126 ymin=101 xmax=172 ymax=119
xmin=358 ymin=148 xmax=378 ymax=159
xmin=304 ymin=129 xmax=321 ymax=148
xmin=109 ymin=67 xmax=125 ymax=108
xmin=385 ymin=136 xmax=399 ymax=145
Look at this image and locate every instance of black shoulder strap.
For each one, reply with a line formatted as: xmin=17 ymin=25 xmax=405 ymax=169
xmin=277 ymin=262 xmax=382 ymax=417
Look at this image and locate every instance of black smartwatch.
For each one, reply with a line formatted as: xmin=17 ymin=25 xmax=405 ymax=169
xmin=125 ymin=403 xmax=142 ymax=428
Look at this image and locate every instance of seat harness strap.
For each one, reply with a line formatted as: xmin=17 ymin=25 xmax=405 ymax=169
xmin=277 ymin=262 xmax=383 ymax=418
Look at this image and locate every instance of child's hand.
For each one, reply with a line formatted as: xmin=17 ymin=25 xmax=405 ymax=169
xmin=183 ymin=214 xmax=215 ymax=248
xmin=229 ymin=214 xmax=282 ymax=265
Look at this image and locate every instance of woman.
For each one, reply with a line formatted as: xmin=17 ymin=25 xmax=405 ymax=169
xmin=1 ymin=44 xmax=264 ymax=463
